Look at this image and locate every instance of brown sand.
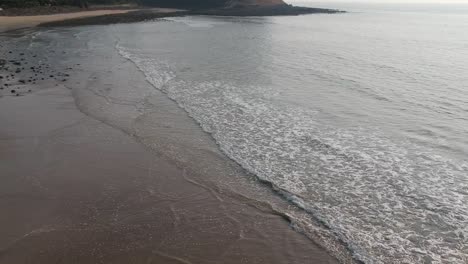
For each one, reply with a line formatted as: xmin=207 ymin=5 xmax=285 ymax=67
xmin=0 ymin=8 xmax=179 ymax=33
xmin=0 ymin=12 xmax=343 ymax=262
xmin=0 ymin=67 xmax=338 ymax=263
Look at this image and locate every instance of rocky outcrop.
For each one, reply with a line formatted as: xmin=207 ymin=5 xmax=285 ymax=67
xmin=197 ymin=7 xmax=341 ymax=16
xmin=193 ymin=1 xmax=343 ymax=16
xmin=225 ymin=0 xmax=286 ymax=8
xmin=140 ymin=0 xmax=342 ymax=15
xmin=141 ymin=0 xmax=286 ymax=9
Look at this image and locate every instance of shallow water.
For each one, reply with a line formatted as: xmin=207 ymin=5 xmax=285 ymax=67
xmin=8 ymin=3 xmax=468 ymax=263
xmin=112 ymin=6 xmax=468 ymax=263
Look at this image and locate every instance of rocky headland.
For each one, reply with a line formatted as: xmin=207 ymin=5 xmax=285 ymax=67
xmin=146 ymin=0 xmax=343 ymax=16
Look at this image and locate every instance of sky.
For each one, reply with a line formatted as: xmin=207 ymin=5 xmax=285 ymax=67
xmin=288 ymin=0 xmax=468 ymax=3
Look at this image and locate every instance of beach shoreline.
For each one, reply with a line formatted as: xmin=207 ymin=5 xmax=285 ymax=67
xmin=2 ymin=4 xmax=465 ymax=263
xmin=0 ymin=26 xmax=344 ymax=263
xmin=0 ymin=4 xmax=343 ymax=33
xmin=0 ymin=8 xmax=182 ymax=33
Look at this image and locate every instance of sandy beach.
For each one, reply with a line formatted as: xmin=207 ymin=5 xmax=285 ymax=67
xmin=0 ymin=18 xmax=342 ymax=263
xmin=2 ymin=3 xmax=466 ymax=263
xmin=0 ymin=84 xmax=337 ymax=264
xmin=0 ymin=8 xmax=181 ymax=33
xmin=0 ymin=10 xmax=132 ymax=32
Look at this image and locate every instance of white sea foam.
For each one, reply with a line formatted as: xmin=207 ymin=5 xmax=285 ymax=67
xmin=117 ymin=45 xmax=468 ymax=264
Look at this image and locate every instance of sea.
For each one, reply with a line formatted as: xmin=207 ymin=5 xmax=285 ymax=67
xmin=8 ymin=2 xmax=468 ymax=263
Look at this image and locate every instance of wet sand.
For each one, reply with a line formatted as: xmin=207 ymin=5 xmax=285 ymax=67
xmin=0 ymin=29 xmax=340 ymax=263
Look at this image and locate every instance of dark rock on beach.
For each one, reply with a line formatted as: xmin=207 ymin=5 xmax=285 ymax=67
xmin=195 ymin=6 xmax=341 ymax=16
xmin=0 ymin=48 xmax=71 ymax=98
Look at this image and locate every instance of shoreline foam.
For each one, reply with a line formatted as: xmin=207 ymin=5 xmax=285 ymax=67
xmin=0 ymin=26 xmax=341 ymax=264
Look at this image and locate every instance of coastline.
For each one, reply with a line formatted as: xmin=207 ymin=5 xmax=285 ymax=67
xmin=0 ymin=25 xmax=345 ymax=263
xmin=0 ymin=4 xmax=343 ymax=32
xmin=0 ymin=8 xmax=181 ymax=33
xmin=1 ymin=4 xmax=465 ymax=263
xmin=0 ymin=9 xmax=133 ymax=33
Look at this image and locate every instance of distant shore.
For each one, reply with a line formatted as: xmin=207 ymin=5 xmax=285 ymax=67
xmin=0 ymin=4 xmax=343 ymax=32
xmin=191 ymin=4 xmax=343 ymax=17
xmin=38 ymin=5 xmax=343 ymax=28
xmin=0 ymin=8 xmax=182 ymax=33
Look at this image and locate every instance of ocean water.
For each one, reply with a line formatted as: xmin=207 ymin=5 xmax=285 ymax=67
xmin=8 ymin=3 xmax=467 ymax=263
xmin=112 ymin=4 xmax=468 ymax=263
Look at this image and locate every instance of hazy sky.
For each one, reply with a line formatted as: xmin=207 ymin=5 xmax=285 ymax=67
xmin=289 ymin=0 xmax=468 ymax=3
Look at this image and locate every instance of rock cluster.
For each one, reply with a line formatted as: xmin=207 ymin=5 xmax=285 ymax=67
xmin=0 ymin=50 xmax=73 ymax=98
